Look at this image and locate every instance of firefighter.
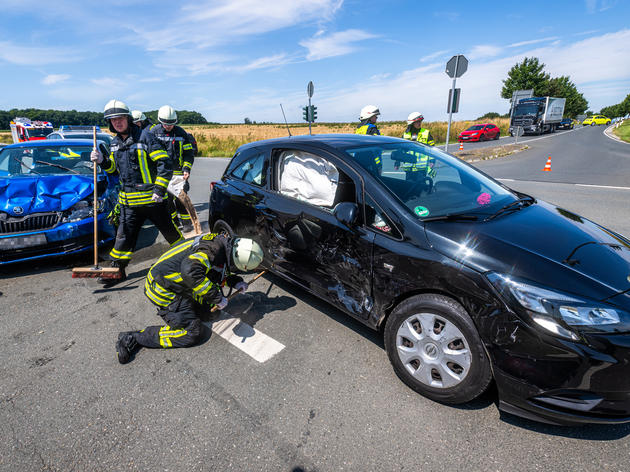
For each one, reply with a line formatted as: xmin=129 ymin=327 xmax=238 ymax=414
xmin=355 ymin=105 xmax=381 ymax=135
xmin=150 ymin=105 xmax=195 ymax=232
xmin=115 ymin=233 xmax=264 ymax=363
xmin=397 ymin=112 xmax=437 ymax=180
xmin=91 ymin=99 xmax=182 ymax=285
xmin=131 ymin=110 xmax=152 ymax=130
xmin=403 ymin=112 xmax=435 ymax=145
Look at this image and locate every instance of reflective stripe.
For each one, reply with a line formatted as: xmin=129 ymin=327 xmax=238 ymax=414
xmin=159 ymin=325 xmax=187 ymax=348
xmin=182 ymin=162 xmax=192 ymax=170
xmin=149 ymin=150 xmax=168 ymax=161
xmin=164 ymin=272 xmax=184 ymax=283
xmin=189 ymin=252 xmax=210 ymax=269
xmin=118 ymin=190 xmax=154 ymax=206
xmin=104 ymin=153 xmax=116 ymax=173
xmin=193 ymin=278 xmax=213 ymax=296
xmin=179 ymin=213 xmax=192 ymax=221
xmin=173 ymin=170 xmax=184 ymax=176
xmin=137 ymin=149 xmax=151 ymax=184
xmin=155 ymin=240 xmax=195 ymax=264
xmin=155 ymin=176 xmax=169 ymax=188
xmin=183 ymin=144 xmax=193 ymax=150
xmin=110 ymin=248 xmax=132 ymax=260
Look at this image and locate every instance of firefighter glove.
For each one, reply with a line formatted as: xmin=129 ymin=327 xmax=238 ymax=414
xmin=216 ymin=296 xmax=228 ymax=310
xmin=234 ymin=281 xmax=248 ymax=293
xmin=90 ymin=150 xmax=103 ymax=164
xmin=151 ymin=193 xmax=163 ymax=203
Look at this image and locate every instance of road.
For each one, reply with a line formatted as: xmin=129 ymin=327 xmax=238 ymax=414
xmin=1 ymin=125 xmax=630 ymax=471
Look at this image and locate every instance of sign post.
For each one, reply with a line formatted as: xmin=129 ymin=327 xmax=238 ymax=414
xmin=444 ymin=55 xmax=468 ymax=152
xmin=307 ymin=81 xmax=314 ymax=135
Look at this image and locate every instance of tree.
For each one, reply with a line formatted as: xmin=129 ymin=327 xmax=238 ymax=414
xmin=545 ymin=76 xmax=588 ymax=118
xmin=244 ymin=117 xmax=252 ymax=124
xmin=501 ymin=57 xmax=550 ymax=99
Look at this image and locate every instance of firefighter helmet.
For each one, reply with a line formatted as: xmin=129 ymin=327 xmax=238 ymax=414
xmin=360 ymin=105 xmax=380 ymax=121
xmin=232 ymin=238 xmax=263 ymax=271
xmin=407 ymin=112 xmax=424 ymax=125
xmin=131 ymin=110 xmax=146 ymax=122
xmin=103 ymin=100 xmax=131 ymax=119
xmin=158 ymin=105 xmax=178 ymax=125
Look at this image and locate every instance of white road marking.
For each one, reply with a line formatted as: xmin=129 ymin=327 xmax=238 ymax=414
xmin=497 ymin=178 xmax=630 ymax=191
xmin=205 ymin=316 xmax=285 ymax=363
xmin=603 ymin=123 xmax=628 ymax=144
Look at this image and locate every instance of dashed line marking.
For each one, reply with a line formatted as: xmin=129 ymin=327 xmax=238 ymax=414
xmin=205 ymin=316 xmax=285 ymax=363
xmin=497 ymin=178 xmax=630 ymax=191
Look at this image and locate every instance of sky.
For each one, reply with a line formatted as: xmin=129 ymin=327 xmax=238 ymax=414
xmin=1 ymin=0 xmax=629 ymax=123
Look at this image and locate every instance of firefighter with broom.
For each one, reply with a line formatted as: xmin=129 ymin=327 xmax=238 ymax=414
xmin=90 ymin=99 xmax=183 ymax=286
xmin=115 ymin=233 xmax=264 ymax=364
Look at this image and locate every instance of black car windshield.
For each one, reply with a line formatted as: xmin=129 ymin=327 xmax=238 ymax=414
xmin=344 ymin=142 xmax=516 ymax=220
xmin=466 ymin=125 xmax=484 ymax=131
xmin=0 ymin=145 xmax=96 ymax=177
xmin=513 ymin=105 xmax=539 ymax=116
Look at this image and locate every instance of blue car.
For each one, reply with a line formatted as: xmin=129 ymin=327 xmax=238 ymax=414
xmin=0 ymin=139 xmax=117 ymax=265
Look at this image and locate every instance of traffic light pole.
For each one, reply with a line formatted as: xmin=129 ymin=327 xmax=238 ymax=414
xmin=308 ymin=96 xmax=312 ymax=135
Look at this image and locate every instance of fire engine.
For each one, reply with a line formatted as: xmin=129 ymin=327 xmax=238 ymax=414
xmin=10 ymin=117 xmax=54 ymax=143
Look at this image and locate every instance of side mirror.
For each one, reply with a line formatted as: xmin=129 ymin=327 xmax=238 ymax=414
xmin=333 ymin=202 xmax=359 ymax=227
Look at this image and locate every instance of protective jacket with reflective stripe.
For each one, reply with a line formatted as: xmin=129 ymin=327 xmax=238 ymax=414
xmin=403 ymin=126 xmax=435 ymax=146
xmin=100 ymin=124 xmax=171 ymax=205
xmin=355 ymin=120 xmax=380 ymax=136
xmin=144 ymin=233 xmax=243 ymax=308
xmin=150 ymin=124 xmax=194 ymax=175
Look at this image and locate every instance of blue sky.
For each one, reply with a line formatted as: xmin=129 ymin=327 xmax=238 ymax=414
xmin=1 ymin=0 xmax=629 ymax=123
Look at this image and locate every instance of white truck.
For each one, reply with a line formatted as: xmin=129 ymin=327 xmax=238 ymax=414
xmin=9 ymin=117 xmax=53 ymax=143
xmin=509 ymin=97 xmax=566 ymax=136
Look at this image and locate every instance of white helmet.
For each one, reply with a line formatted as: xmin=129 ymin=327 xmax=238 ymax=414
xmin=232 ymin=238 xmax=264 ymax=271
xmin=158 ymin=105 xmax=178 ymax=125
xmin=131 ymin=110 xmax=146 ymax=122
xmin=407 ymin=112 xmax=424 ymax=125
xmin=360 ymin=105 xmax=380 ymax=121
xmin=103 ymin=99 xmax=131 ymax=119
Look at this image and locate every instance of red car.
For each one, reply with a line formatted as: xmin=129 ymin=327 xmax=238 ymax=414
xmin=458 ymin=123 xmax=500 ymax=142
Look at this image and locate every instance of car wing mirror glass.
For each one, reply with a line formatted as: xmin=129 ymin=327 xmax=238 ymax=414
xmin=333 ymin=202 xmax=358 ymax=227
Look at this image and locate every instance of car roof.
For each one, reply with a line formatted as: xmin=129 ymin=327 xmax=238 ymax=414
xmin=3 ymin=139 xmax=99 ymax=149
xmin=236 ymin=133 xmax=403 ymax=153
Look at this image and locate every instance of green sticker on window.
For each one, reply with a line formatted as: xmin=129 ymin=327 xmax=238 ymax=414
xmin=414 ymin=206 xmax=429 ymax=217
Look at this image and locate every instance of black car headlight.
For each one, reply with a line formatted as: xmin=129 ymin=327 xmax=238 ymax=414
xmin=486 ymin=272 xmax=630 ymax=340
xmin=61 ymin=199 xmax=105 ymax=223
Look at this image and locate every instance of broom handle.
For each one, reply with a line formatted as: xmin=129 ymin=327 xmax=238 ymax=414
xmin=93 ymin=126 xmax=99 ymax=268
xmin=211 ymin=270 xmax=267 ymax=312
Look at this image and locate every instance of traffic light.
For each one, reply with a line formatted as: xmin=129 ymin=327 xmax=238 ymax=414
xmin=310 ymin=105 xmax=317 ymax=122
xmin=302 ymin=106 xmax=309 ymax=122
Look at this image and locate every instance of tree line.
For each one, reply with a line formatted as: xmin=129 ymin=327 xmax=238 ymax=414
xmin=501 ymin=57 xmax=589 ymax=118
xmin=599 ymin=93 xmax=630 ymax=119
xmin=0 ymin=108 xmax=208 ymax=130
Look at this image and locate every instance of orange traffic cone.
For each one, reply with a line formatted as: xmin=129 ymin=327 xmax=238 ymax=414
xmin=542 ymin=156 xmax=552 ymax=172
xmin=459 ymin=142 xmax=464 ymax=151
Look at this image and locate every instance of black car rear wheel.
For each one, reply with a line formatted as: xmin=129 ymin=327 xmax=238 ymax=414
xmin=213 ymin=219 xmax=235 ymax=238
xmin=384 ymin=294 xmax=492 ymax=404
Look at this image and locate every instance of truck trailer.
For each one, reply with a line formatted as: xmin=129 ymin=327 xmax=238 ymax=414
xmin=509 ymin=97 xmax=566 ymax=136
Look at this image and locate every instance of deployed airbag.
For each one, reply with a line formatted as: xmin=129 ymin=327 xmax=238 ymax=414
xmin=279 ymin=151 xmax=338 ymax=207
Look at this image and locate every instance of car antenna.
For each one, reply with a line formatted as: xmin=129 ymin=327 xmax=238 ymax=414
xmin=280 ymin=104 xmax=292 ymax=137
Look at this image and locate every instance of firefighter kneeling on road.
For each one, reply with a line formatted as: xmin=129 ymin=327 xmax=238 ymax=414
xmin=116 ymin=233 xmax=264 ymax=364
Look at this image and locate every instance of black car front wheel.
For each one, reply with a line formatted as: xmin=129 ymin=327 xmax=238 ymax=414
xmin=384 ymin=294 xmax=492 ymax=404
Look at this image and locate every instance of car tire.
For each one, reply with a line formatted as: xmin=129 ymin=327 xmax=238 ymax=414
xmin=213 ymin=219 xmax=235 ymax=238
xmin=494 ymin=131 xmax=500 ymax=140
xmin=384 ymin=294 xmax=492 ymax=404
xmin=591 ymin=122 xmax=596 ymax=126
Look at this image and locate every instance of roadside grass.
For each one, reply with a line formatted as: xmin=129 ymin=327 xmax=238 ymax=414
xmin=0 ymin=117 xmax=512 ymax=156
xmin=612 ymin=120 xmax=630 ymax=143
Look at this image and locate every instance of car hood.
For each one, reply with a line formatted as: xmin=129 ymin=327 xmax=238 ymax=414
xmin=424 ymin=200 xmax=630 ymax=301
xmin=0 ymin=174 xmax=102 ymax=215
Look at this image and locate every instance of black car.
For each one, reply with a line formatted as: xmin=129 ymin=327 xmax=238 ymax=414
xmin=557 ymin=118 xmax=575 ymax=130
xmin=208 ymin=134 xmax=630 ymax=425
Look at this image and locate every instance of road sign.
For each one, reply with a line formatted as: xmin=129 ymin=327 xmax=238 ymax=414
xmin=307 ymin=81 xmax=314 ymax=98
xmin=446 ymin=55 xmax=468 ymax=79
xmin=447 ymin=88 xmax=461 ymax=113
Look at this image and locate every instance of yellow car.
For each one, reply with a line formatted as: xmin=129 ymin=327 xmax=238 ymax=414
xmin=583 ymin=115 xmax=611 ymax=126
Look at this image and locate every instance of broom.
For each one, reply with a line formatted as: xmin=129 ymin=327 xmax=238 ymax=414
xmin=71 ymin=127 xmax=122 ymax=279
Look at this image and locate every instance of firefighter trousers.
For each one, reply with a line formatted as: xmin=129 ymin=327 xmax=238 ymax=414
xmin=168 ymin=193 xmax=191 ymax=226
xmin=109 ymin=201 xmax=183 ymax=265
xmin=135 ymin=296 xmax=203 ymax=349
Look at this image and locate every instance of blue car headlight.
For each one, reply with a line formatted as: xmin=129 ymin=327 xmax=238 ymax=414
xmin=486 ymin=272 xmax=630 ymax=340
xmin=61 ymin=199 xmax=105 ymax=223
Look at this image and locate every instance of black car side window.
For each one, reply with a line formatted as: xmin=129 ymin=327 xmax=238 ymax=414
xmin=365 ymin=195 xmax=401 ymax=239
xmin=231 ymin=152 xmax=266 ymax=187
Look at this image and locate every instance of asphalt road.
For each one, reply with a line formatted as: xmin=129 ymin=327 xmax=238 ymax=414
xmin=2 ymin=126 xmax=630 ymax=471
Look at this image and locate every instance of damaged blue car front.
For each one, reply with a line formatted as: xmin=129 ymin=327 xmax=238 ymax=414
xmin=0 ymin=139 xmax=116 ymax=265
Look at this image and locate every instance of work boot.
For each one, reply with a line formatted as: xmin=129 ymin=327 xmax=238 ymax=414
xmin=98 ymin=261 xmax=127 ymax=286
xmin=116 ymin=331 xmax=139 ymax=364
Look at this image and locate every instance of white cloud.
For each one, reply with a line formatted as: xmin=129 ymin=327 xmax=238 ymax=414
xmin=91 ymin=77 xmax=126 ymax=89
xmin=467 ymin=45 xmax=502 ymax=60
xmin=300 ymin=29 xmax=377 ymax=61
xmin=507 ymin=37 xmax=558 ymax=48
xmin=42 ymin=74 xmax=70 ymax=85
xmin=0 ymin=41 xmax=77 ymax=65
xmin=420 ymin=50 xmax=449 ymax=63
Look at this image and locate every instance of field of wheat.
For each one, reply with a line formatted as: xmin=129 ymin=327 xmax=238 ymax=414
xmin=1 ymin=117 xmax=511 ymax=157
